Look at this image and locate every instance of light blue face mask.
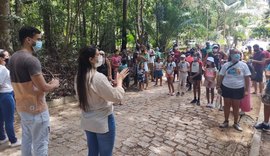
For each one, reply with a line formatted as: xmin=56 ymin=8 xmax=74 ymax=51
xmin=33 ymin=41 xmax=43 ymax=52
xmin=231 ymin=54 xmax=240 ymax=62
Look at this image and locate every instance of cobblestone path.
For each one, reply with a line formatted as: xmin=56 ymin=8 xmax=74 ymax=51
xmin=0 ymin=82 xmax=262 ymax=156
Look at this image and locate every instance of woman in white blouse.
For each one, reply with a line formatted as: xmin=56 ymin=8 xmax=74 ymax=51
xmin=75 ymin=46 xmax=128 ymax=156
xmin=0 ymin=49 xmax=20 ymax=147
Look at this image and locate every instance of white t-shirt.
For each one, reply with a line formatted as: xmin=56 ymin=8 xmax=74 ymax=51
xmin=219 ymin=61 xmax=251 ymax=89
xmin=148 ymin=49 xmax=156 ymax=63
xmin=178 ymin=61 xmax=190 ymax=72
xmin=191 ymin=62 xmax=200 ymax=73
xmin=165 ymin=62 xmax=176 ymax=74
xmin=0 ymin=65 xmax=13 ymax=93
xmin=155 ymin=62 xmax=163 ymax=70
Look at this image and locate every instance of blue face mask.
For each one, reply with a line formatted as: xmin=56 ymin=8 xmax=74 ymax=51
xmin=231 ymin=54 xmax=240 ymax=62
xmin=33 ymin=41 xmax=43 ymax=52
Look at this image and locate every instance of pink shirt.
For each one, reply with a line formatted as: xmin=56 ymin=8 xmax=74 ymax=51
xmin=205 ymin=67 xmax=217 ymax=78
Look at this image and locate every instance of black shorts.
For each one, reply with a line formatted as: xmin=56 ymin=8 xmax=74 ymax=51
xmin=252 ymin=70 xmax=263 ymax=82
xmin=221 ymin=84 xmax=244 ymax=100
xmin=191 ymin=72 xmax=202 ymax=81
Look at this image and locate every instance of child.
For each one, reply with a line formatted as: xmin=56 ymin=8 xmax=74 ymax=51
xmin=177 ymin=54 xmax=190 ymax=96
xmin=154 ymin=57 xmax=163 ymax=86
xmin=119 ymin=59 xmax=130 ymax=89
xmin=189 ymin=53 xmax=203 ymax=105
xmin=138 ymin=62 xmax=146 ymax=91
xmin=165 ymin=55 xmax=176 ymax=96
xmin=204 ymin=57 xmax=217 ymax=108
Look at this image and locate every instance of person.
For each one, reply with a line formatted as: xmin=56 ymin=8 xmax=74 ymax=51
xmin=173 ymin=46 xmax=181 ymax=82
xmin=251 ymin=44 xmax=265 ymax=95
xmin=165 ymin=55 xmax=176 ymax=96
xmin=147 ymin=45 xmax=155 ymax=82
xmin=202 ymin=42 xmax=211 ymax=59
xmin=204 ymin=57 xmax=218 ymax=108
xmin=75 ymin=46 xmax=128 ymax=156
xmin=255 ymin=63 xmax=270 ymax=131
xmin=0 ymin=49 xmax=21 ymax=147
xmin=111 ymin=49 xmax=122 ymax=81
xmin=9 ymin=26 xmax=60 ymax=155
xmin=189 ymin=53 xmax=203 ymax=105
xmin=217 ymin=49 xmax=251 ymax=131
xmin=132 ymin=52 xmax=139 ymax=87
xmin=139 ymin=45 xmax=149 ymax=89
xmin=97 ymin=51 xmax=112 ymax=81
xmin=243 ymin=46 xmax=253 ymax=61
xmin=186 ymin=51 xmax=194 ymax=91
xmin=154 ymin=57 xmax=163 ymax=86
xmin=176 ymin=55 xmax=190 ymax=96
xmin=119 ymin=59 xmax=130 ymax=89
xmin=138 ymin=62 xmax=146 ymax=91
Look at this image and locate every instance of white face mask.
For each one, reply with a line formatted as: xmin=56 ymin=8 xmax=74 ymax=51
xmin=95 ymin=55 xmax=103 ymax=68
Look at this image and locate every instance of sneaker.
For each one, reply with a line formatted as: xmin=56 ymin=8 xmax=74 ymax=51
xmin=239 ymin=111 xmax=245 ymax=116
xmin=196 ymin=100 xmax=200 ymax=106
xmin=233 ymin=123 xmax=243 ymax=132
xmin=206 ymin=103 xmax=211 ymax=108
xmin=187 ymin=88 xmax=192 ymax=91
xmin=0 ymin=138 xmax=8 ymax=144
xmin=219 ymin=121 xmax=229 ymax=128
xmin=219 ymin=106 xmax=224 ymax=111
xmin=10 ymin=139 xmax=21 ymax=147
xmin=176 ymin=92 xmax=180 ymax=96
xmin=190 ymin=99 xmax=197 ymax=104
xmin=181 ymin=92 xmax=185 ymax=96
xmin=171 ymin=92 xmax=175 ymax=96
xmin=255 ymin=122 xmax=270 ymax=131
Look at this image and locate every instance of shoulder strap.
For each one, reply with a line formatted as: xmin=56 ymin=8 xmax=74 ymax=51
xmin=226 ymin=61 xmax=238 ymax=72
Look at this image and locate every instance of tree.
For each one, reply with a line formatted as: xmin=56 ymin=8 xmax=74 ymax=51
xmin=0 ymin=0 xmax=12 ymax=52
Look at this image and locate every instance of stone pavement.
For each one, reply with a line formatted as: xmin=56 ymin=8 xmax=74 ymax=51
xmin=0 ymin=81 xmax=265 ymax=156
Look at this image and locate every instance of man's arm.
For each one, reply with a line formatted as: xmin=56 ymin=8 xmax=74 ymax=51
xmin=31 ymin=74 xmax=59 ymax=92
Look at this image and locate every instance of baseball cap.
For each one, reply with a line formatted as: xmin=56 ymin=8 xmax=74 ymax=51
xmin=180 ymin=54 xmax=186 ymax=58
xmin=207 ymin=57 xmax=214 ymax=63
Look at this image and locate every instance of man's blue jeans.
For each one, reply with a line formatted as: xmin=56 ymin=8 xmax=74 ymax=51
xmin=0 ymin=92 xmax=17 ymax=143
xmin=19 ymin=110 xmax=50 ymax=156
xmin=85 ymin=114 xmax=115 ymax=156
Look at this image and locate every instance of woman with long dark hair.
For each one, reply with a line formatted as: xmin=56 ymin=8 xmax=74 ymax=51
xmin=75 ymin=46 xmax=128 ymax=156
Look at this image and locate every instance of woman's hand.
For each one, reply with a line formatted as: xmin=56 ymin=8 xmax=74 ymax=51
xmin=116 ymin=68 xmax=129 ymax=83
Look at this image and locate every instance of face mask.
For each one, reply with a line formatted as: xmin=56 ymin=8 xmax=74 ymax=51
xmin=95 ymin=55 xmax=103 ymax=68
xmin=213 ymin=49 xmax=218 ymax=52
xmin=231 ymin=54 xmax=240 ymax=62
xmin=32 ymin=40 xmax=43 ymax=52
xmin=194 ymin=57 xmax=198 ymax=62
xmin=207 ymin=61 xmax=211 ymax=65
xmin=4 ymin=59 xmax=9 ymax=64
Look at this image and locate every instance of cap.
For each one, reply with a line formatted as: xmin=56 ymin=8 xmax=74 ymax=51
xmin=212 ymin=44 xmax=219 ymax=48
xmin=207 ymin=57 xmax=214 ymax=63
xmin=180 ymin=54 xmax=186 ymax=58
xmin=99 ymin=50 xmax=105 ymax=55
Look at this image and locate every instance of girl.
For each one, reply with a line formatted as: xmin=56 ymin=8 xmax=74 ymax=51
xmin=190 ymin=53 xmax=203 ymax=105
xmin=204 ymin=57 xmax=217 ymax=108
xmin=138 ymin=62 xmax=146 ymax=91
xmin=165 ymin=55 xmax=176 ymax=96
xmin=154 ymin=57 xmax=163 ymax=86
xmin=177 ymin=54 xmax=190 ymax=96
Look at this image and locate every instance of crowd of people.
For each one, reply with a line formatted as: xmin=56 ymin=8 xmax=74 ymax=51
xmin=0 ymin=25 xmax=270 ymax=156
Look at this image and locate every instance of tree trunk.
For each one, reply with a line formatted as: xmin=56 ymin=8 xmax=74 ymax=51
xmin=41 ymin=0 xmax=59 ymax=60
xmin=121 ymin=0 xmax=128 ymax=51
xmin=11 ymin=0 xmax=23 ymax=52
xmin=0 ymin=0 xmax=12 ymax=52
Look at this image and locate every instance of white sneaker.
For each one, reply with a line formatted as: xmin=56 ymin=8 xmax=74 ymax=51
xmin=206 ymin=103 xmax=213 ymax=108
xmin=0 ymin=138 xmax=8 ymax=144
xmin=10 ymin=139 xmax=21 ymax=147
